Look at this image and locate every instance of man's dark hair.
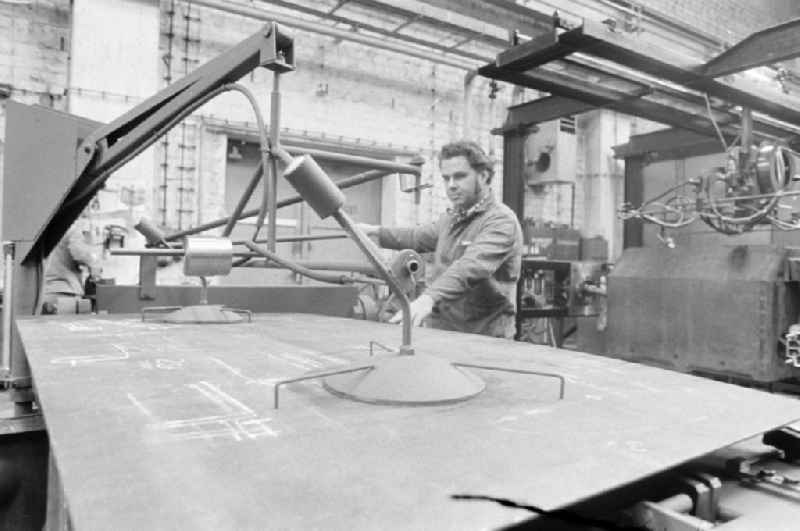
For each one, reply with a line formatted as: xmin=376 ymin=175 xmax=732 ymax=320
xmin=439 ymin=140 xmax=494 ymax=182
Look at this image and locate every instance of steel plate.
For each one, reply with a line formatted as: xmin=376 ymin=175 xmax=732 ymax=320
xmin=16 ymin=314 xmax=800 ymax=531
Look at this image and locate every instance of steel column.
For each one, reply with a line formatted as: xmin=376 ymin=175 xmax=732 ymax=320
xmin=622 ymin=156 xmax=645 ymax=249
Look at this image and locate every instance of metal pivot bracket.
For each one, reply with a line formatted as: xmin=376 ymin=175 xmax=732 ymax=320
xmin=260 ymin=23 xmax=295 ymax=73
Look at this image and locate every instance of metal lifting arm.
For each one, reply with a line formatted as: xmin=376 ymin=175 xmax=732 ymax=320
xmin=26 ymin=23 xmax=294 ymax=264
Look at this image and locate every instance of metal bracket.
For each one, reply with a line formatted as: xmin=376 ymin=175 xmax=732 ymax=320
xmin=453 ymin=363 xmax=565 ymax=399
xmin=728 ymin=452 xmax=800 ymax=492
xmin=679 ymin=476 xmax=716 ymax=522
xmin=631 ymin=500 xmax=715 ymax=531
xmin=260 ymin=23 xmax=295 ymax=72
xmin=273 ymin=365 xmax=374 ymax=409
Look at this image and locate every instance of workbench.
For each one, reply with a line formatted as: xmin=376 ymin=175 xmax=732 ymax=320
xmin=16 ymin=314 xmax=800 ymax=530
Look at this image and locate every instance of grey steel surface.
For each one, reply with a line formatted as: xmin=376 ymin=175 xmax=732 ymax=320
xmin=17 ymin=314 xmax=800 ymax=531
xmin=2 ymin=102 xmax=100 ymax=245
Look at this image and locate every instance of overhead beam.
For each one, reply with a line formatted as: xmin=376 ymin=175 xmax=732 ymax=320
xmin=487 ymin=48 xmax=797 ymax=141
xmin=392 ymin=14 xmax=422 ymax=33
xmin=351 ymin=0 xmax=507 ymax=47
xmin=419 ymin=0 xmax=552 ymax=38
xmin=502 ymin=95 xmax=597 ymax=131
xmin=702 ymin=18 xmax=800 ymax=78
xmin=328 ymin=0 xmax=349 ymax=15
xmin=489 ymin=19 xmax=800 ymax=127
xmin=256 ymin=0 xmax=505 ymax=53
xmin=480 ymin=64 xmax=746 ymax=142
xmin=557 ymin=19 xmax=800 ymax=126
xmin=612 ymin=128 xmax=726 ymax=160
xmin=447 ymin=34 xmax=477 ymax=51
xmin=195 ymin=0 xmax=475 ymax=69
xmin=495 ymin=29 xmax=568 ymax=71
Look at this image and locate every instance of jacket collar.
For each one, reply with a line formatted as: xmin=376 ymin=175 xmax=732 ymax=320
xmin=448 ymin=191 xmax=495 ymax=227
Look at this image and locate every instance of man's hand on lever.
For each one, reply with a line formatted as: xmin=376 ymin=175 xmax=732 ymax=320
xmin=352 ymin=221 xmax=431 ymax=326
xmin=389 ymin=293 xmax=434 ymax=327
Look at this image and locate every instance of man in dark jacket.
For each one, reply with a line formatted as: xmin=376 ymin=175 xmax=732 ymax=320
xmin=360 ymin=140 xmax=522 ymax=338
xmin=43 ymin=217 xmax=103 ymax=314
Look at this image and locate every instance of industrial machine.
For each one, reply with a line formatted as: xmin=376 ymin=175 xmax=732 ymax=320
xmin=516 ymin=258 xmax=608 ymax=347
xmin=1 ymin=14 xmax=800 ymax=531
xmin=478 ymin=13 xmax=800 ymax=530
xmin=482 ymin=14 xmax=800 ymax=376
xmin=610 ymin=131 xmax=800 ymax=387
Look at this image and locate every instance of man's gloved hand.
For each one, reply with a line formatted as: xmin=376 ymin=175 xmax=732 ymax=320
xmin=388 ymin=293 xmax=434 ymax=327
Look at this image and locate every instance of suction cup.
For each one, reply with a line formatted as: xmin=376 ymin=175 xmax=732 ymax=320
xmin=143 ymin=305 xmax=251 ymax=324
xmin=323 ymin=353 xmax=485 ymax=406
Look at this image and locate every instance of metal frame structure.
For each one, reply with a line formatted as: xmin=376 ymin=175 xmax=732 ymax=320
xmin=1 ymin=24 xmax=295 ymax=413
xmin=479 ymin=17 xmax=800 ymax=228
xmin=1 ymin=22 xmax=425 ymax=414
xmin=482 ymin=19 xmax=800 ymax=143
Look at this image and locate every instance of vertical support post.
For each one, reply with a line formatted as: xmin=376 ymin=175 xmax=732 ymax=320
xmin=502 ymin=128 xmax=527 ymax=340
xmin=10 ymin=243 xmax=39 ymax=415
xmin=741 ymin=107 xmax=753 ymax=156
xmin=268 ymin=72 xmax=281 ymax=252
xmin=737 ymin=107 xmax=755 ymax=192
xmin=1 ymin=242 xmax=14 ymax=377
xmin=740 ymin=107 xmax=754 ymax=188
xmin=501 ymin=130 xmax=526 ymax=222
xmin=623 ymin=156 xmax=645 ymax=248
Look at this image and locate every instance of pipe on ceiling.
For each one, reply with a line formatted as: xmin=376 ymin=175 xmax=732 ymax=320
xmin=191 ymin=0 xmax=488 ymax=70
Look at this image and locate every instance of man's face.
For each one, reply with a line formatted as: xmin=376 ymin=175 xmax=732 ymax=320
xmin=440 ymin=155 xmax=489 ymax=210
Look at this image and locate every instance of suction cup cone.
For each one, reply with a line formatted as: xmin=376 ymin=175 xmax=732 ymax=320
xmin=323 ymin=353 xmax=485 ymax=405
xmin=162 ymin=305 xmax=245 ymax=324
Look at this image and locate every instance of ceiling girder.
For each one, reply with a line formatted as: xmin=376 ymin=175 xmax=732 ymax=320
xmin=481 ymin=18 xmax=800 ymax=142
xmin=702 ymin=17 xmax=800 ymax=78
xmin=480 ymin=63 xmax=787 ymax=142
